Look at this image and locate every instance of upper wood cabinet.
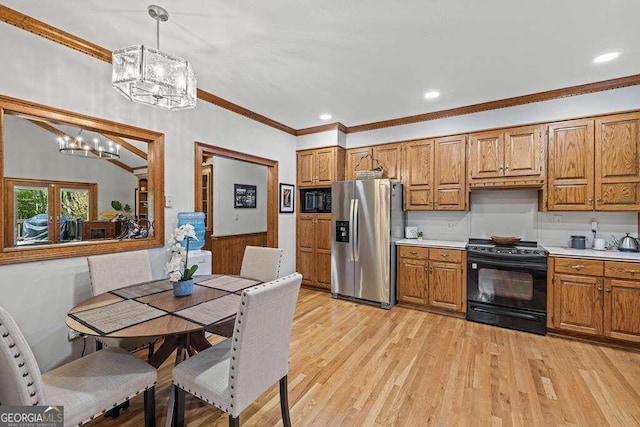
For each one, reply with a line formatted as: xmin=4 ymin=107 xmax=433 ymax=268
xmin=345 ymin=143 xmax=403 ymax=180
xmin=595 ymin=112 xmax=640 ymax=210
xmin=548 ymin=112 xmax=640 ymax=211
xmin=468 ymin=125 xmax=544 ymax=187
xmin=404 ymin=136 xmax=466 ymax=210
xmin=346 ymin=147 xmax=372 ymax=180
xmin=297 ymin=146 xmax=345 ymax=188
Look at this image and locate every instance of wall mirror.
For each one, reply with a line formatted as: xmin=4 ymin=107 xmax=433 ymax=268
xmin=0 ymin=95 xmax=164 ymax=265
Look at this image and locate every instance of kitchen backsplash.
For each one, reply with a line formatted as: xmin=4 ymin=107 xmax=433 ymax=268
xmin=406 ymin=189 xmax=638 ymax=247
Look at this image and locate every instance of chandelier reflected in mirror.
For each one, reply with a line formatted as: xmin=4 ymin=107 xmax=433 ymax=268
xmin=58 ymin=131 xmax=121 ymax=159
xmin=112 ymin=5 xmax=197 ymax=110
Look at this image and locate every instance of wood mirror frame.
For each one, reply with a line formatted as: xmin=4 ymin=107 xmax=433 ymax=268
xmin=0 ymin=94 xmax=165 ymax=265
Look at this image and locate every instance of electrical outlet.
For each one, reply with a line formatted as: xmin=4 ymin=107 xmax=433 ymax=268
xmin=447 ymin=221 xmax=454 ymax=229
xmin=591 ymin=221 xmax=598 ymax=233
xmin=553 ymin=215 xmax=562 ymax=224
xmin=68 ymin=328 xmax=81 ymax=341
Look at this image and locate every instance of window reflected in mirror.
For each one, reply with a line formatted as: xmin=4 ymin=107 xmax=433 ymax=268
xmin=0 ymin=95 xmax=164 ymax=265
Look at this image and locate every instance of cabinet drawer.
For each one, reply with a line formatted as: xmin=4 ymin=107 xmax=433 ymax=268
xmin=398 ymin=246 xmax=428 ymax=260
xmin=554 ymin=258 xmax=603 ymax=276
xmin=605 ymin=261 xmax=640 ymax=280
xmin=429 ymin=248 xmax=462 ymax=263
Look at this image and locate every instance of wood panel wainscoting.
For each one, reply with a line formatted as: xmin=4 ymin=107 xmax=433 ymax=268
xmin=210 ymin=232 xmax=268 ymax=275
xmin=88 ymin=288 xmax=640 ymax=427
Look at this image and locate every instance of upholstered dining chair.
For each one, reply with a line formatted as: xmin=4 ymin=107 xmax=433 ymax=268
xmin=172 ymin=272 xmax=302 ymax=427
xmin=239 ymin=245 xmax=284 ymax=282
xmin=0 ymin=307 xmax=157 ymax=427
xmin=87 ymin=250 xmax=161 ymax=356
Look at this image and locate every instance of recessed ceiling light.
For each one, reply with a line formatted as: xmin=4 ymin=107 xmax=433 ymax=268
xmin=593 ymin=51 xmax=620 ymax=63
xmin=424 ymin=91 xmax=440 ymax=100
xmin=320 ymin=113 xmax=332 ymax=121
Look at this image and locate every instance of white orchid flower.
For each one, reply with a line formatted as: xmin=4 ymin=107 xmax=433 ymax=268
xmin=168 ymin=271 xmax=182 ymax=282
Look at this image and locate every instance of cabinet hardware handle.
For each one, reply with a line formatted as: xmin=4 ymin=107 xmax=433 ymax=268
xmin=441 ymin=253 xmax=449 ymax=257
xmin=625 ymin=269 xmax=639 ymax=274
xmin=605 ymin=287 xmax=612 ymax=293
xmin=429 ymin=266 xmax=433 ymax=273
xmin=597 ymin=286 xmax=603 ymax=291
xmin=410 ymin=251 xmax=418 ymax=255
xmin=588 ymin=197 xmax=594 ymax=205
xmin=505 ymin=165 xmax=510 ymax=171
xmin=499 ymin=165 xmax=504 ymax=171
xmin=596 ymin=198 xmax=601 ymax=202
xmin=571 ymin=265 xmax=585 ymax=269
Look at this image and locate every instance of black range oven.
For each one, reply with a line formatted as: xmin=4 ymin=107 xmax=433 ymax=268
xmin=466 ymin=239 xmax=548 ymax=335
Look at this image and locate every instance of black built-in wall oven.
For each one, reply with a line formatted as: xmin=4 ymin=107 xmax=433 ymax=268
xmin=466 ymin=239 xmax=548 ymax=335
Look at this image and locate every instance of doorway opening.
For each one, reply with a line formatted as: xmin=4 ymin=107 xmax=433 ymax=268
xmin=194 ymin=142 xmax=279 ymax=274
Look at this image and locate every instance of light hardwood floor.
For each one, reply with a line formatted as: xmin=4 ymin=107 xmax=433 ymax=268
xmin=87 ymin=288 xmax=640 ymax=426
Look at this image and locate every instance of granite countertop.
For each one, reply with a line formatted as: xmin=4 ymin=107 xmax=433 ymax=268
xmin=395 ymin=239 xmax=467 ymax=249
xmin=543 ymin=246 xmax=640 ymax=262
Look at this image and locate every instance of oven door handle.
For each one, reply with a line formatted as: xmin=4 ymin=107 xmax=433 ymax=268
xmin=467 ymin=258 xmax=547 ymax=271
xmin=470 ymin=305 xmax=542 ymax=321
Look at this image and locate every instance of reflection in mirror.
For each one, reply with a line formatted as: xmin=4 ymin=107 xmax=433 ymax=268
xmin=0 ymin=95 xmax=164 ymax=265
xmin=3 ymin=114 xmax=149 ymax=247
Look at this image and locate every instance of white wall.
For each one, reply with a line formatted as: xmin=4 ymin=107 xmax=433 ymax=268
xmin=296 ymin=129 xmax=340 ymax=150
xmin=0 ymin=24 xmax=297 ymax=372
xmin=4 ymin=115 xmax=137 ymax=212
xmin=407 ymin=190 xmax=638 ymax=248
xmin=213 ymin=157 xmax=267 ymax=236
xmin=346 ymin=85 xmax=640 ymax=147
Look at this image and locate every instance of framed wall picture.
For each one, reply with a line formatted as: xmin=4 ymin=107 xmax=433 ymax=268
xmin=279 ymin=183 xmax=295 ymax=213
xmin=234 ymin=184 xmax=257 ymax=208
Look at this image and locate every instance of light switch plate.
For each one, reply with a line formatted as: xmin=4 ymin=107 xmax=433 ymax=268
xmin=165 ymin=195 xmax=174 ymax=208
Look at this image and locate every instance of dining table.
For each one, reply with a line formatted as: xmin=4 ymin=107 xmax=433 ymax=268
xmin=66 ymin=274 xmax=262 ymax=369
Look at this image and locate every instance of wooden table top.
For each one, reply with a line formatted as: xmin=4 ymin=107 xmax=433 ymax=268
xmin=66 ymin=275 xmax=261 ymax=338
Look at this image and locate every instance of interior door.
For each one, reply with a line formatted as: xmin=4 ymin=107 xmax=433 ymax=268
xmin=354 ymin=179 xmax=390 ymax=304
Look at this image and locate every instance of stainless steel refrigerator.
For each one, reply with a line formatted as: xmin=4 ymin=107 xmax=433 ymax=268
xmin=331 ymin=179 xmax=404 ymax=308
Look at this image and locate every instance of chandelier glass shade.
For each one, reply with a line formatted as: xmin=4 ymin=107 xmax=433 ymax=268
xmin=111 ymin=5 xmax=197 ymax=111
xmin=58 ymin=132 xmax=121 ymax=159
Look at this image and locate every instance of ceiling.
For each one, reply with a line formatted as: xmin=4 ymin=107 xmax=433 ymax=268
xmin=4 ymin=1 xmax=640 ymax=130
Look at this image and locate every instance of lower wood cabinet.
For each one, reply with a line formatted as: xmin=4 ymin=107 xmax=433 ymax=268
xmin=550 ymin=257 xmax=640 ymax=344
xmin=297 ymin=214 xmax=332 ymax=290
xmin=397 ymin=246 xmax=464 ymax=313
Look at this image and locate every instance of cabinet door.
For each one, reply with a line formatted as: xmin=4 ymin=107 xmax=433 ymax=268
xmin=297 ymin=151 xmax=315 ymax=187
xmin=296 ymin=215 xmax=316 ymax=285
xmin=397 ymin=257 xmax=428 ymax=305
xmin=469 ymin=131 xmax=503 ymax=179
xmin=428 ymin=261 xmax=462 ymax=311
xmin=404 ymin=139 xmax=434 ymax=210
xmin=503 ymin=125 xmax=543 ymax=177
xmin=595 ymin=112 xmax=640 ymax=211
xmin=315 ymin=148 xmax=336 ymax=186
xmin=315 ymin=216 xmax=333 ymax=290
xmin=547 ymin=119 xmax=595 ymax=211
xmin=373 ymin=143 xmax=403 ymax=180
xmin=434 ymin=135 xmax=466 ymax=210
xmin=553 ymin=273 xmax=602 ymax=335
xmin=604 ymin=278 xmax=640 ymax=343
xmin=346 ymin=147 xmax=372 ymax=180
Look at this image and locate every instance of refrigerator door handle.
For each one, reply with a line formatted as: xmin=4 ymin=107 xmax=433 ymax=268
xmin=349 ymin=198 xmax=355 ymax=261
xmin=353 ymin=198 xmax=359 ymax=262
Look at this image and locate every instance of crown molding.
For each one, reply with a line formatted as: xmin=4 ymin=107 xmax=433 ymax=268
xmin=345 ymin=74 xmax=640 ymax=134
xmin=3 ymin=5 xmax=640 ymax=138
xmin=296 ymin=122 xmax=347 ymax=136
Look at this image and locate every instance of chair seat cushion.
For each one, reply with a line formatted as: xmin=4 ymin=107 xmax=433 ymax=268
xmin=173 ymin=338 xmax=231 ymax=409
xmin=42 ymin=347 xmax=156 ymax=426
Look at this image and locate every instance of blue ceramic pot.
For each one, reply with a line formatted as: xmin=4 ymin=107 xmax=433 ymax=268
xmin=173 ymin=278 xmax=194 ymax=297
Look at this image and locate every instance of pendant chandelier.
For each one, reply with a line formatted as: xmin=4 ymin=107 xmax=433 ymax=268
xmin=112 ymin=5 xmax=197 ymax=111
xmin=58 ymin=131 xmax=121 ymax=159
